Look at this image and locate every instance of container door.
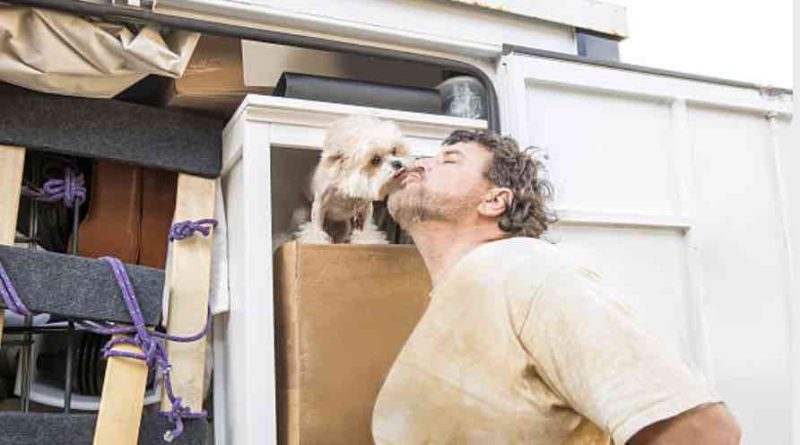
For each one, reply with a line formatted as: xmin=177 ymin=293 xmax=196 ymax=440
xmin=498 ymin=49 xmax=793 ymax=443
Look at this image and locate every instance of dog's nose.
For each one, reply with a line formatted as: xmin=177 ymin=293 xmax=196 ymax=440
xmin=390 ymin=160 xmax=404 ymax=170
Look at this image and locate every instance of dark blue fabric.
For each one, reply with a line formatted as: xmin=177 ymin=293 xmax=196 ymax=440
xmin=0 ymin=83 xmax=222 ymax=178
xmin=0 ymin=410 xmax=207 ymax=444
xmin=0 ymin=245 xmax=163 ymax=325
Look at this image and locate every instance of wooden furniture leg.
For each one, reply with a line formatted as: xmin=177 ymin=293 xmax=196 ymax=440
xmin=161 ymin=175 xmax=216 ymax=413
xmin=0 ymin=145 xmax=26 ymax=346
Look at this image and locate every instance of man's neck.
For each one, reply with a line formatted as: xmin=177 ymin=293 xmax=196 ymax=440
xmin=408 ymin=222 xmax=504 ymax=288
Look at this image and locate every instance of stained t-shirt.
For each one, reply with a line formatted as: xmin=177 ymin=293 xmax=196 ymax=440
xmin=372 ymin=237 xmax=720 ymax=444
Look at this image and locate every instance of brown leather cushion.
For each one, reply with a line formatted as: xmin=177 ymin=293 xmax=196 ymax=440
xmin=139 ymin=169 xmax=177 ymax=269
xmin=76 ymin=161 xmax=141 ymax=264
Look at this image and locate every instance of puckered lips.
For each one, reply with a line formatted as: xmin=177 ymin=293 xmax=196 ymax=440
xmin=395 ymin=166 xmax=424 ymax=185
xmin=379 ymin=166 xmax=425 ymax=199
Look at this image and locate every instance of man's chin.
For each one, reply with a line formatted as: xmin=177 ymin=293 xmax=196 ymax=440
xmin=385 ymin=188 xmax=404 ymax=210
xmin=387 ymin=186 xmax=422 ymax=226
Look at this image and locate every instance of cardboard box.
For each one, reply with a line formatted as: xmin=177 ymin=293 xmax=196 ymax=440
xmin=165 ymin=35 xmax=270 ymax=118
xmin=275 ymin=243 xmax=431 ymax=445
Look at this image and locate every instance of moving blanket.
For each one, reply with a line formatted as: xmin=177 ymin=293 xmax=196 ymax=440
xmin=0 ymin=6 xmax=199 ymax=97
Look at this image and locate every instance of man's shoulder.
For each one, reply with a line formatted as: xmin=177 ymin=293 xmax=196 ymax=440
xmin=474 ymin=238 xmax=610 ymax=328
xmin=475 ymin=236 xmax=573 ymax=273
xmin=470 ymin=237 xmax=570 ymax=297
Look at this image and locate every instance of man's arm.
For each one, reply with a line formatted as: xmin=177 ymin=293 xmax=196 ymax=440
xmin=515 ymin=267 xmax=729 ymax=444
xmin=628 ymin=403 xmax=741 ymax=445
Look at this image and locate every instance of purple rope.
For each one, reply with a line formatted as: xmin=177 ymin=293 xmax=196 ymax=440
xmin=0 ymin=262 xmax=31 ymax=316
xmin=97 ymin=257 xmax=208 ymax=442
xmin=77 ymin=314 xmax=210 ymax=343
xmin=1 ymin=214 xmax=214 ymax=440
xmin=22 ymin=167 xmax=86 ymax=208
xmin=168 ymin=219 xmax=218 ymax=242
xmin=0 ymin=256 xmax=210 ymax=441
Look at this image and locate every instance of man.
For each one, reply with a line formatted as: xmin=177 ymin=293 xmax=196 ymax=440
xmin=373 ymin=130 xmax=741 ymax=444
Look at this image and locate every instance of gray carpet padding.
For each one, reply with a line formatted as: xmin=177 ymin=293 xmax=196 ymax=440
xmin=0 ymin=245 xmax=163 ymax=325
xmin=0 ymin=410 xmax=207 ymax=444
xmin=0 ymin=83 xmax=223 ymax=178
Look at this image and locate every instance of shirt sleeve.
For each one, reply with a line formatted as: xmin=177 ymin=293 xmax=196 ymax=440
xmin=515 ymin=267 xmax=721 ymax=445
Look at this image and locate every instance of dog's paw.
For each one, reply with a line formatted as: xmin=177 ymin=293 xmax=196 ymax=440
xmin=350 ymin=226 xmax=389 ymax=244
xmin=295 ymin=222 xmax=333 ymax=244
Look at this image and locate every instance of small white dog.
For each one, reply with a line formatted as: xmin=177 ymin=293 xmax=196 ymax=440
xmin=295 ymin=115 xmax=410 ymax=244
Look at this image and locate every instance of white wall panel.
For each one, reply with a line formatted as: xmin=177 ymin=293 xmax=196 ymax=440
xmin=689 ymin=106 xmax=792 ymax=443
xmin=501 ymin=52 xmax=794 ymax=443
xmin=525 ymin=84 xmax=677 ymax=216
xmin=549 ymin=225 xmax=693 ymax=362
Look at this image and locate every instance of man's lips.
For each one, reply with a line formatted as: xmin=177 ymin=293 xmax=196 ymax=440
xmin=394 ymin=166 xmax=424 ymax=185
xmin=392 ymin=167 xmax=407 ymax=179
xmin=380 ymin=166 xmax=424 ymax=199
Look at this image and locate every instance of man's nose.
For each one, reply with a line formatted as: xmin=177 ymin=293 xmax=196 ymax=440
xmin=412 ymin=157 xmax=434 ymax=171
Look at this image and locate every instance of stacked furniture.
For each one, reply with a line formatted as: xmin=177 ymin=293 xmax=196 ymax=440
xmin=0 ymin=83 xmax=223 ymax=444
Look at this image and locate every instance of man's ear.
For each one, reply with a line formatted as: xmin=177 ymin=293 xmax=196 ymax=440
xmin=478 ymin=187 xmax=513 ymax=218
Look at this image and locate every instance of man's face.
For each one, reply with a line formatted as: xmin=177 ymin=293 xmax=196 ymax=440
xmin=387 ymin=141 xmax=494 ymax=227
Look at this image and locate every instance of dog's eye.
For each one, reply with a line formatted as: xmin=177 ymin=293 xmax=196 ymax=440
xmin=371 ymin=155 xmax=382 ymax=166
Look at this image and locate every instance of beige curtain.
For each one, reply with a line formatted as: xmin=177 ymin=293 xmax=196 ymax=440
xmin=0 ymin=6 xmax=200 ymax=97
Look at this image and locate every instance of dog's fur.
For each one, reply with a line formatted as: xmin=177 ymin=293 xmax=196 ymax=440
xmin=295 ymin=115 xmax=409 ymax=244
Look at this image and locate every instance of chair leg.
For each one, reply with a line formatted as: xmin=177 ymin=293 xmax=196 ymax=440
xmin=0 ymin=145 xmax=26 ymax=347
xmin=93 ymin=173 xmax=214 ymax=444
xmin=94 ymin=174 xmax=215 ymax=444
xmin=93 ymin=340 xmax=150 ymax=445
xmin=161 ymin=174 xmax=216 ymax=413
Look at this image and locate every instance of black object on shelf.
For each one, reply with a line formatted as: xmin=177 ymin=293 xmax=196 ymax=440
xmin=273 ymin=72 xmax=442 ymax=115
xmin=36 ymin=331 xmax=156 ymax=398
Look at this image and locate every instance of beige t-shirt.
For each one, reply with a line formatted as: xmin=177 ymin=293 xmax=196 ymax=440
xmin=372 ymin=237 xmax=720 ymax=445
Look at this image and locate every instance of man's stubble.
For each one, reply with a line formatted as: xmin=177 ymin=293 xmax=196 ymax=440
xmin=387 ymin=183 xmax=478 ymax=230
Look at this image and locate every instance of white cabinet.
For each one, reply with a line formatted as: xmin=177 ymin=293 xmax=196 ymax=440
xmin=215 ymin=95 xmax=486 ymax=444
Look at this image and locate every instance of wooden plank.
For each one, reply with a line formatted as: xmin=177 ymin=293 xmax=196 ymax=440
xmin=0 ymin=146 xmax=25 ymax=245
xmin=161 ymin=174 xmax=216 ymax=412
xmin=0 ymin=145 xmax=26 ymax=348
xmin=95 ymin=174 xmax=214 ymax=444
xmin=93 ymin=341 xmax=149 ymax=445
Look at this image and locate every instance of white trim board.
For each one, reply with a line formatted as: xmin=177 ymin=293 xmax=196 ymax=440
xmin=555 ymin=209 xmax=692 ymax=230
xmin=222 ymin=95 xmax=487 ymax=174
xmin=157 ymin=0 xmax=578 ymax=59
xmin=510 ymin=56 xmax=792 ymax=116
xmin=445 ymin=0 xmax=628 ymax=37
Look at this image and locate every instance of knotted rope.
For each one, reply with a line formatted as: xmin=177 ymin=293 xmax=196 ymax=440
xmin=168 ymin=219 xmax=218 ymax=242
xmin=0 ymin=257 xmax=210 ymax=442
xmin=0 ymin=218 xmax=218 ymax=442
xmin=22 ymin=167 xmax=86 ymax=208
xmin=94 ymin=257 xmax=209 ymax=442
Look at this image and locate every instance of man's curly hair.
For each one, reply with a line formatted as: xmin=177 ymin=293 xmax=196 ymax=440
xmin=442 ymin=130 xmax=556 ymax=238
